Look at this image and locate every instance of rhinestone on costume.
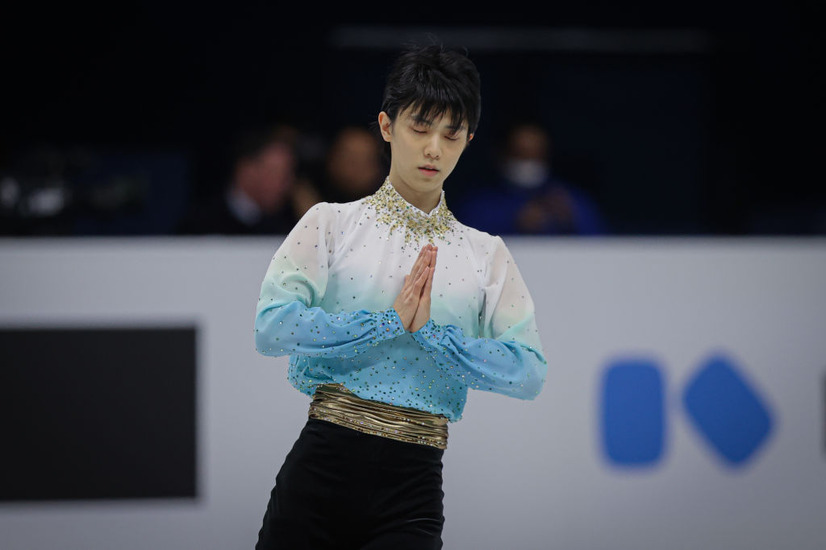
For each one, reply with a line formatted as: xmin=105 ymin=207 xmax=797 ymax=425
xmin=364 ymin=177 xmax=457 ymax=247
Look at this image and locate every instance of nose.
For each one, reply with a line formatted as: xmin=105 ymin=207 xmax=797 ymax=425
xmin=424 ymin=134 xmax=441 ymax=160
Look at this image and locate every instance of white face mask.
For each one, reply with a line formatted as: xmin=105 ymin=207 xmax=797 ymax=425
xmin=503 ymin=159 xmax=549 ymax=189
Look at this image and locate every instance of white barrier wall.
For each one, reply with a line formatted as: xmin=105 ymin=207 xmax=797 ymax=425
xmin=1 ymin=237 xmax=825 ymax=550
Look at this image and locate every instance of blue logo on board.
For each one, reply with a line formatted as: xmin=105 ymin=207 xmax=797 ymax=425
xmin=600 ymin=353 xmax=775 ymax=468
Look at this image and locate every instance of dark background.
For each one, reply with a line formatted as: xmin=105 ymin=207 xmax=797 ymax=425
xmin=1 ymin=1 xmax=822 ymax=236
xmin=0 ymin=327 xmax=197 ymax=501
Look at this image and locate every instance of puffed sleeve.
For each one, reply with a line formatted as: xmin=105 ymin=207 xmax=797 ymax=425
xmin=254 ymin=203 xmax=406 ymax=359
xmin=411 ymin=236 xmax=547 ymax=399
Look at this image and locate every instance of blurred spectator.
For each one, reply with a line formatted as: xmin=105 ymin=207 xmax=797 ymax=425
xmin=177 ymin=125 xmax=313 ymax=235
xmin=1 ymin=145 xmax=187 ymax=236
xmin=308 ymin=126 xmax=384 ymax=204
xmin=0 ymin=146 xmax=76 ymax=236
xmin=455 ymin=122 xmax=606 ymax=235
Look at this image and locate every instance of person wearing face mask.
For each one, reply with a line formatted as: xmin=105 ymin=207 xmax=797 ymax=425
xmin=455 ymin=122 xmax=606 ymax=235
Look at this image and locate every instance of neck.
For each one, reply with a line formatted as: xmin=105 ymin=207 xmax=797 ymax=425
xmin=387 ymin=174 xmax=442 ymax=213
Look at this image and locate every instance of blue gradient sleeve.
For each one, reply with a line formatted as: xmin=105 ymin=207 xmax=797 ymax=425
xmin=254 ymin=202 xmax=405 ymax=359
xmin=255 ymin=301 xmax=405 ymax=358
xmin=411 ymin=319 xmax=546 ymax=399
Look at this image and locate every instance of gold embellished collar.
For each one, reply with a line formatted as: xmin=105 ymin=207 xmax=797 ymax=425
xmin=364 ymin=177 xmax=457 ymax=246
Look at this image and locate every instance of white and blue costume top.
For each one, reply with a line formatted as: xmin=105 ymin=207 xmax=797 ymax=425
xmin=254 ymin=179 xmax=547 ymax=422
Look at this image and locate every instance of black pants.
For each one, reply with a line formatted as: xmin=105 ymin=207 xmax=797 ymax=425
xmin=255 ymin=418 xmax=445 ymax=549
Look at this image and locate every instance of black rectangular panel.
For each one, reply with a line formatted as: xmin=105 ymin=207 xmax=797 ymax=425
xmin=0 ymin=326 xmax=197 ymax=501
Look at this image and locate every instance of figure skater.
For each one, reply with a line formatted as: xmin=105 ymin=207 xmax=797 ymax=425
xmin=253 ymin=42 xmax=547 ymax=550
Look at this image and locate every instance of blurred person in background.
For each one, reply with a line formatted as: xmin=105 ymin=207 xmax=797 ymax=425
xmin=455 ymin=121 xmax=606 ymax=235
xmin=0 ymin=146 xmax=77 ymax=236
xmin=308 ymin=126 xmax=384 ymax=204
xmin=177 ymin=125 xmax=316 ymax=235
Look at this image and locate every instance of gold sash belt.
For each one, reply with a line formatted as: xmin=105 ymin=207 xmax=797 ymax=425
xmin=308 ymin=383 xmax=448 ymax=450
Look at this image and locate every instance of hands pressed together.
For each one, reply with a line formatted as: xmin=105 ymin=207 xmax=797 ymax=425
xmin=392 ymin=244 xmax=437 ymax=332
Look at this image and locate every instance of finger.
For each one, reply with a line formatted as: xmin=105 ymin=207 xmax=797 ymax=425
xmin=411 ymin=267 xmax=434 ymax=332
xmin=412 ymin=266 xmax=430 ymax=292
xmin=408 ymin=245 xmax=430 ymax=280
xmin=421 ymin=260 xmax=434 ymax=298
xmin=402 ymin=246 xmax=433 ymax=298
xmin=404 ymin=250 xmax=426 ymax=283
xmin=404 ymin=262 xmax=428 ymax=301
xmin=409 ymin=256 xmax=427 ymax=287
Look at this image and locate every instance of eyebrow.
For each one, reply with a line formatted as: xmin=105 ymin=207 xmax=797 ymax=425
xmin=409 ymin=113 xmax=466 ymax=132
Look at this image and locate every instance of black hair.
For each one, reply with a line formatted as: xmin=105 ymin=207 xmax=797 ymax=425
xmin=380 ymin=43 xmax=482 ymax=139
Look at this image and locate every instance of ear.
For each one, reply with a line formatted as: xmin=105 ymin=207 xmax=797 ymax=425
xmin=378 ymin=111 xmax=393 ymax=142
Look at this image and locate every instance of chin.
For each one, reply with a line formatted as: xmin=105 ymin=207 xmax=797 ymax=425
xmin=416 ymin=171 xmax=446 ymax=185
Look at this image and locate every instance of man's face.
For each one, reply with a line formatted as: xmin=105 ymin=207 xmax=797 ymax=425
xmin=509 ymin=126 xmax=549 ymax=161
xmin=241 ymin=143 xmax=294 ymax=212
xmin=328 ymin=129 xmax=381 ymax=194
xmin=379 ymin=106 xmax=471 ymax=200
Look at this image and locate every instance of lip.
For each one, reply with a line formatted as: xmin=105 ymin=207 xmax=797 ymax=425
xmin=418 ymin=165 xmax=440 ymax=176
